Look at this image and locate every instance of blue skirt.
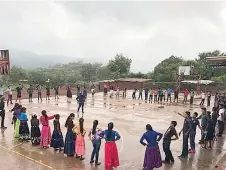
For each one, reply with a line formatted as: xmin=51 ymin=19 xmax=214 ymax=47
xmin=64 ymin=130 xmax=75 ymax=155
xmin=50 ymin=129 xmax=64 ymax=149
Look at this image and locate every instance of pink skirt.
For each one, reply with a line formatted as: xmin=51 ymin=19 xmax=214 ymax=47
xmin=40 ymin=126 xmax=51 ymax=147
xmin=75 ymin=135 xmax=85 ymax=156
xmin=105 ymin=142 xmax=119 ymax=170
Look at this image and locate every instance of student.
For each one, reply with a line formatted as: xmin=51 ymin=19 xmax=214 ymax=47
xmin=15 ymin=84 xmax=22 ymax=103
xmin=122 ymin=88 xmax=127 ymax=98
xmin=138 ymin=87 xmax=143 ymax=100
xmin=149 ymin=88 xmax=153 ymax=103
xmin=88 ymin=120 xmax=102 ymax=166
xmin=167 ymin=88 xmax=172 ymax=102
xmin=31 ymin=114 xmax=41 ymax=145
xmin=100 ymin=122 xmax=120 ymax=170
xmin=211 ymin=107 xmax=219 ymax=139
xmin=158 ymin=88 xmax=163 ymax=103
xmin=207 ymin=92 xmax=211 ymax=107
xmin=73 ymin=118 xmax=86 ymax=160
xmin=154 ymin=89 xmax=158 ymax=102
xmin=5 ymin=86 xmax=13 ymax=105
xmin=203 ymin=111 xmax=214 ymax=149
xmin=183 ymin=89 xmax=189 ymax=104
xmin=18 ymin=107 xmax=30 ymax=141
xmin=189 ymin=112 xmax=202 ymax=153
xmin=76 ymin=92 xmax=86 ymax=117
xmin=217 ymin=104 xmax=224 ymax=137
xmin=178 ymin=111 xmax=192 ymax=159
xmin=50 ymin=114 xmax=64 ymax=151
xmin=174 ymin=88 xmax=179 ymax=103
xmin=190 ymin=89 xmax=195 ymax=105
xmin=0 ymin=97 xmax=6 ymax=129
xmin=132 ymin=89 xmax=136 ymax=99
xmin=46 ymin=85 xmax=51 ymax=100
xmin=197 ymin=107 xmax=208 ymax=144
xmin=36 ymin=84 xmax=42 ymax=102
xmin=14 ymin=105 xmax=22 ymax=138
xmin=54 ymin=86 xmax=59 ymax=100
xmin=64 ymin=113 xmax=76 ymax=157
xmin=200 ymin=92 xmax=206 ymax=106
xmin=115 ymin=86 xmax=120 ymax=99
xmin=162 ymin=121 xmax=178 ymax=164
xmin=140 ymin=124 xmax=163 ymax=169
xmin=27 ymin=85 xmax=33 ymax=103
xmin=40 ymin=110 xmax=55 ymax=148
xmin=144 ymin=87 xmax=149 ymax=101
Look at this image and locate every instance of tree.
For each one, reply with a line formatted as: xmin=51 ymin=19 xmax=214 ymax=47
xmin=80 ymin=63 xmax=102 ymax=82
xmin=107 ymin=53 xmax=132 ymax=79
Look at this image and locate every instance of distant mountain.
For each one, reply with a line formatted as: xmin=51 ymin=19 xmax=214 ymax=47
xmin=9 ymin=49 xmax=106 ymax=69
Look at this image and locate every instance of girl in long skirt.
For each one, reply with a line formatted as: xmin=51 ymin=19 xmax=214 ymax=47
xmin=140 ymin=124 xmax=163 ymax=170
xmin=100 ymin=122 xmax=121 ymax=170
xmin=64 ymin=113 xmax=76 ymax=156
xmin=18 ymin=107 xmax=30 ymax=141
xmin=14 ymin=105 xmax=22 ymax=138
xmin=31 ymin=114 xmax=41 ymax=145
xmin=88 ymin=120 xmax=102 ymax=166
xmin=50 ymin=114 xmax=64 ymax=150
xmin=40 ymin=110 xmax=55 ymax=148
xmin=73 ymin=117 xmax=86 ymax=160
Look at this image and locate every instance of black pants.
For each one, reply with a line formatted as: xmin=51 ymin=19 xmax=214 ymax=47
xmin=145 ymin=94 xmax=148 ymax=101
xmin=183 ymin=96 xmax=188 ymax=104
xmin=218 ymin=120 xmax=224 ymax=135
xmin=149 ymin=95 xmax=153 ymax=103
xmin=190 ymin=97 xmax=194 ymax=104
xmin=181 ymin=133 xmax=189 ymax=157
xmin=0 ymin=110 xmax=5 ymax=127
xmin=174 ymin=94 xmax=178 ymax=102
xmin=29 ymin=94 xmax=32 ymax=102
xmin=77 ymin=103 xmax=84 ymax=113
xmin=132 ymin=92 xmax=136 ymax=99
xmin=207 ymin=99 xmax=210 ymax=107
xmin=159 ymin=95 xmax=163 ymax=102
xmin=138 ymin=93 xmax=142 ymax=100
xmin=123 ymin=92 xmax=126 ymax=98
xmin=200 ymin=99 xmax=205 ymax=105
xmin=167 ymin=94 xmax=171 ymax=102
xmin=163 ymin=139 xmax=174 ymax=162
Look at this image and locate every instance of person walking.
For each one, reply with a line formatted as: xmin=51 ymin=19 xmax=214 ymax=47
xmin=76 ymin=92 xmax=86 ymax=118
xmin=162 ymin=121 xmax=178 ymax=164
xmin=140 ymin=124 xmax=163 ymax=170
xmin=178 ymin=111 xmax=192 ymax=159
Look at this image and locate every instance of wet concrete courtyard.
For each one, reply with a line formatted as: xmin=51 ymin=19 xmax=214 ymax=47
xmin=0 ymin=91 xmax=226 ymax=170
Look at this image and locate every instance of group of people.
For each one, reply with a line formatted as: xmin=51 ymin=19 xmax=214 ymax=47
xmin=7 ymin=102 xmax=121 ymax=170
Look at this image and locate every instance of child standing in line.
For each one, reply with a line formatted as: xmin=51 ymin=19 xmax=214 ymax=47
xmin=50 ymin=114 xmax=64 ymax=151
xmin=31 ymin=114 xmax=41 ymax=145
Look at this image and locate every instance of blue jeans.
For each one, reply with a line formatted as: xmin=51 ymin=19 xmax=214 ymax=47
xmin=189 ymin=131 xmax=196 ymax=150
xmin=91 ymin=140 xmax=101 ymax=163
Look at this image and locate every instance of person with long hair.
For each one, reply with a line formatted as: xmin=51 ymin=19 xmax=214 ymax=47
xmin=100 ymin=122 xmax=120 ymax=170
xmin=140 ymin=124 xmax=163 ymax=170
xmin=10 ymin=103 xmax=19 ymax=126
xmin=73 ymin=117 xmax=86 ymax=160
xmin=31 ymin=114 xmax=41 ymax=145
xmin=50 ymin=114 xmax=64 ymax=151
xmin=64 ymin=113 xmax=76 ymax=156
xmin=40 ymin=110 xmax=55 ymax=148
xmin=14 ymin=105 xmax=22 ymax=138
xmin=88 ymin=120 xmax=102 ymax=166
xmin=18 ymin=107 xmax=30 ymax=141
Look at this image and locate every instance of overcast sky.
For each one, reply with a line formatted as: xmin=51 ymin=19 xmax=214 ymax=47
xmin=1 ymin=1 xmax=226 ymax=72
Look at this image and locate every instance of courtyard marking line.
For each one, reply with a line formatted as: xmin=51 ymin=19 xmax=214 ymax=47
xmin=8 ymin=143 xmax=23 ymax=149
xmin=0 ymin=144 xmax=55 ymax=170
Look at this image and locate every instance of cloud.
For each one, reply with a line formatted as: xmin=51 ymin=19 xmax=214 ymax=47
xmin=1 ymin=1 xmax=226 ymax=72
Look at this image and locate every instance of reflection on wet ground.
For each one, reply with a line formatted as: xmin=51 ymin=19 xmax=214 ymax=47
xmin=0 ymin=91 xmax=226 ymax=170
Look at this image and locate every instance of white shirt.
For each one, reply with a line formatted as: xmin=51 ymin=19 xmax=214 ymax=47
xmin=6 ymin=88 xmax=12 ymax=95
xmin=218 ymin=108 xmax=224 ymax=121
xmin=201 ymin=93 xmax=205 ymax=99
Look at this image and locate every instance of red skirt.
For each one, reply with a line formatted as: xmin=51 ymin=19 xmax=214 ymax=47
xmin=105 ymin=142 xmax=119 ymax=170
